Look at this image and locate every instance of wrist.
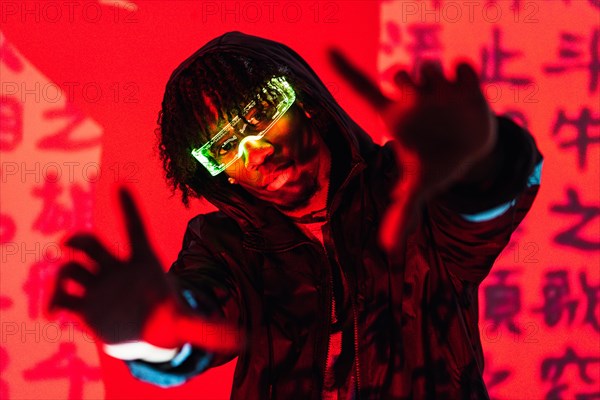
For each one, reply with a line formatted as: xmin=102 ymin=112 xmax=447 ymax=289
xmin=455 ymin=115 xmax=502 ymax=188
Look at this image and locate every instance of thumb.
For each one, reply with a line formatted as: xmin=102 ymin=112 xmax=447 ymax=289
xmin=379 ymin=146 xmax=423 ymax=253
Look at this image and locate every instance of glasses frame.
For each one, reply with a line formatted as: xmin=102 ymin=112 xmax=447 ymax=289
xmin=191 ymin=76 xmax=297 ymax=176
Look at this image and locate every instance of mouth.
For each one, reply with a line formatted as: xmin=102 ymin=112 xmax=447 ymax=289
xmin=264 ymin=161 xmax=294 ymax=191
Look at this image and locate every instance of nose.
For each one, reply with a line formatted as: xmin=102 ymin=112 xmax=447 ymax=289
xmin=240 ymin=137 xmax=274 ymax=171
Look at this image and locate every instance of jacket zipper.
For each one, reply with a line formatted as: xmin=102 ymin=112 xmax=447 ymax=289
xmin=263 ymin=161 xmax=365 ymax=398
xmin=322 ymin=162 xmax=363 ymax=399
xmin=352 ymin=297 xmax=362 ymax=399
xmin=320 ymin=239 xmax=362 ymax=400
xmin=319 ymin=240 xmax=335 ymax=399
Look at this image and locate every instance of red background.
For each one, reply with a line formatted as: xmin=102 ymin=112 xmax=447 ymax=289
xmin=1 ymin=1 xmax=598 ymax=399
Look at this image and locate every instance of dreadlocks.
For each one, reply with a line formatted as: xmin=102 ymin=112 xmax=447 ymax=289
xmin=156 ymin=50 xmax=286 ymax=206
xmin=157 ymin=47 xmax=336 ymax=207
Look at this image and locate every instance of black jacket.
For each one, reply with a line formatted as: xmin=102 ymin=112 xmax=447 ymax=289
xmin=129 ymin=32 xmax=542 ymax=399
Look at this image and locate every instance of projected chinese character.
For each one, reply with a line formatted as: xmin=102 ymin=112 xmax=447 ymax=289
xmin=533 ymin=270 xmax=579 ymax=327
xmin=0 ymin=96 xmax=23 ymax=152
xmin=484 ymin=270 xmax=522 ymax=333
xmin=37 ymin=102 xmax=101 ymax=151
xmin=480 ymin=28 xmax=533 ymax=85
xmin=544 ymin=29 xmax=599 ymax=94
xmin=32 ymin=175 xmax=94 ymax=235
xmin=579 ymin=272 xmax=600 ymax=332
xmin=551 ymin=108 xmax=600 ymax=171
xmin=550 ymin=188 xmax=600 ymax=251
xmin=23 ymin=342 xmax=101 ymax=400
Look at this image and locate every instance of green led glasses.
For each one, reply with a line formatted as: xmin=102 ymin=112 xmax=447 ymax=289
xmin=191 ymin=76 xmax=296 ymax=176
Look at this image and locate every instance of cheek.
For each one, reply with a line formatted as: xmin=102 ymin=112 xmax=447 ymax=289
xmin=225 ymin=161 xmax=262 ymax=186
xmin=276 ymin=114 xmax=319 ymax=162
xmin=224 ymin=160 xmax=241 ymax=180
xmin=267 ymin=117 xmax=297 ymax=148
xmin=293 ymin=130 xmax=321 ymax=165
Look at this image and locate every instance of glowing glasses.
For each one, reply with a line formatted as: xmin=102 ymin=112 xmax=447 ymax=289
xmin=191 ymin=76 xmax=296 ymax=176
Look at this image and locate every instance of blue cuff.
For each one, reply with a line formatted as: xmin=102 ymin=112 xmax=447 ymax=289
xmin=460 ymin=160 xmax=543 ymax=223
xmin=127 ymin=347 xmax=213 ymax=388
xmin=125 ymin=289 xmax=215 ymax=387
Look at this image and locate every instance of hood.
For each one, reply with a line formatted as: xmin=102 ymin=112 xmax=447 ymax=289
xmin=168 ymin=31 xmax=375 ymax=249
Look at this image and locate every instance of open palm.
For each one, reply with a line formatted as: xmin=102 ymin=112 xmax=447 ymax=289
xmin=329 ymin=51 xmax=497 ymax=252
xmin=50 ymin=188 xmax=240 ymax=352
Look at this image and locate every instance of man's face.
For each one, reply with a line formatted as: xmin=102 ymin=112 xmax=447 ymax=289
xmin=223 ymin=104 xmax=329 ymax=210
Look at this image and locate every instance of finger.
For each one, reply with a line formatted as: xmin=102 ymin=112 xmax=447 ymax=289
xmin=328 ymin=48 xmax=392 ymax=109
xmin=380 ymin=182 xmax=421 ymax=254
xmin=393 ymin=70 xmax=418 ymax=108
xmin=49 ymin=286 xmax=83 ymax=312
xmin=393 ymin=70 xmax=415 ymax=89
xmin=455 ymin=62 xmax=481 ymax=90
xmin=118 ymin=187 xmax=151 ymax=257
xmin=66 ymin=234 xmax=118 ymax=267
xmin=379 ymin=146 xmax=422 ymax=253
xmin=56 ymin=261 xmax=96 ymax=287
xmin=418 ymin=60 xmax=446 ymax=89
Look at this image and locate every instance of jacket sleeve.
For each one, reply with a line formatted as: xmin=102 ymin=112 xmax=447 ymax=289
xmin=424 ymin=115 xmax=543 ymax=282
xmin=125 ymin=215 xmax=242 ymax=387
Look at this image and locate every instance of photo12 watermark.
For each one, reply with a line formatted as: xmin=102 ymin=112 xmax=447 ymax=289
xmin=1 ymin=81 xmax=140 ymax=104
xmin=0 ymin=1 xmax=139 ymax=24
xmin=1 ymin=161 xmax=140 ymax=184
xmin=199 ymin=1 xmax=340 ymax=24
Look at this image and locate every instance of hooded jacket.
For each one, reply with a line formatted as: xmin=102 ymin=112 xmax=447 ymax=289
xmin=127 ymin=32 xmax=542 ymax=399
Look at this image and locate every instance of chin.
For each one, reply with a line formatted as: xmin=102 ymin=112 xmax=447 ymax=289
xmin=269 ymin=176 xmax=320 ymax=211
xmin=272 ymin=193 xmax=311 ymax=211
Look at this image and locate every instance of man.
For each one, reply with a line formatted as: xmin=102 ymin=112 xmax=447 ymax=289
xmin=51 ymin=32 xmax=542 ymax=399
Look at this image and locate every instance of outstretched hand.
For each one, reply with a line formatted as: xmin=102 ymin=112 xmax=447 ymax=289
xmin=329 ymin=51 xmax=497 ymax=252
xmin=50 ymin=188 xmax=240 ymax=353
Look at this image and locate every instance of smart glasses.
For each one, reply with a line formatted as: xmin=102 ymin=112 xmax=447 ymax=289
xmin=191 ymin=76 xmax=296 ymax=176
